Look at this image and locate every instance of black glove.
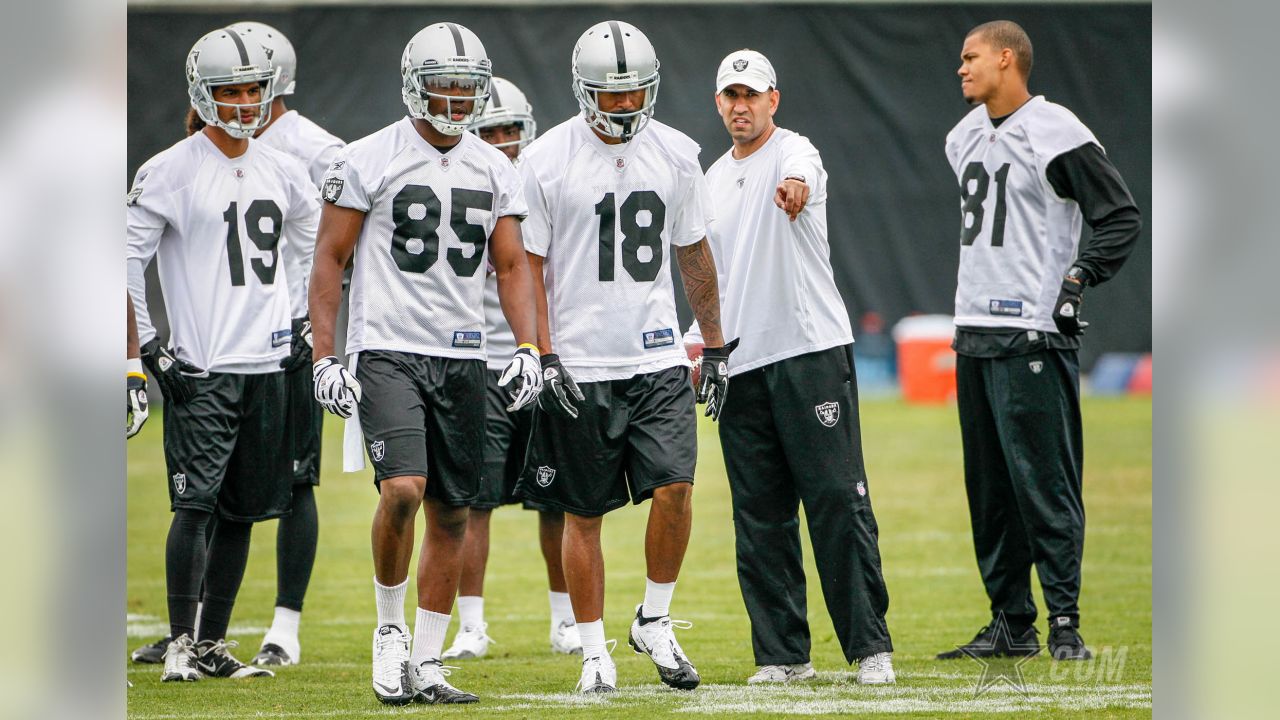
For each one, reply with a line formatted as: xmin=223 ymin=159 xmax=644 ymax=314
xmin=1052 ymin=267 xmax=1090 ymax=337
xmin=140 ymin=338 xmax=205 ymax=405
xmin=538 ymin=354 xmax=585 ymax=419
xmin=697 ymin=338 xmax=739 ymax=421
xmin=279 ymin=316 xmax=313 ymax=374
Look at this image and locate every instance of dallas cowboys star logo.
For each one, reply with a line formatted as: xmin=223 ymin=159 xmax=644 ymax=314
xmin=958 ymin=613 xmax=1041 ymax=698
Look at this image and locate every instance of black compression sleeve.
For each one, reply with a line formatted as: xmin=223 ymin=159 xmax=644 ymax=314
xmin=1045 ymin=142 xmax=1143 ymax=285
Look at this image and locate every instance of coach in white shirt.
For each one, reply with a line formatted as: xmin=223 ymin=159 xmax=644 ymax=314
xmin=685 ymin=50 xmax=894 ymax=685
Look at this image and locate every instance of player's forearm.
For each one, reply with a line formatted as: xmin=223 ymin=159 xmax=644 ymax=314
xmin=527 ymin=252 xmax=553 ymax=354
xmin=677 ymin=239 xmax=724 ymax=347
xmin=126 ymin=294 xmax=141 ymax=359
xmin=495 ymin=259 xmax=538 ymax=349
xmin=308 ymin=254 xmax=344 ymax=360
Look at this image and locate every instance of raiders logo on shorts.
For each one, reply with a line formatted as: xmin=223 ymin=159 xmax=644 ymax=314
xmin=536 ymin=465 xmax=556 ymax=487
xmin=815 ymin=401 xmax=840 ymax=428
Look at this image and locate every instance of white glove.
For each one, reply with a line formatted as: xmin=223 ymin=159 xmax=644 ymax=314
xmin=127 ymin=359 xmax=149 ymax=439
xmin=498 ymin=345 xmax=543 ymax=412
xmin=313 ymin=356 xmax=362 ymax=418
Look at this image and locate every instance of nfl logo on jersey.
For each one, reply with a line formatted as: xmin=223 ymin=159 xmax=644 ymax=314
xmin=815 ymin=402 xmax=840 ymax=427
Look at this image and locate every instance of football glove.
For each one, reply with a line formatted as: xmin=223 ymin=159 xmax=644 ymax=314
xmin=1052 ymin=267 xmax=1090 ymax=337
xmin=538 ymin=354 xmax=585 ymax=419
xmin=279 ymin=316 xmax=313 ymax=374
xmin=140 ymin=338 xmax=205 ymax=405
xmin=498 ymin=346 xmax=543 ymax=412
xmin=313 ymin=356 xmax=362 ymax=418
xmin=127 ymin=361 xmax=149 ymax=439
xmin=697 ymin=338 xmax=739 ymax=422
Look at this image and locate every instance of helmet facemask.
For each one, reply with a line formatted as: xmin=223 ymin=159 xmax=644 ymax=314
xmin=403 ymin=67 xmax=491 ymax=136
xmin=187 ymin=62 xmax=277 ymax=140
xmin=573 ymin=70 xmax=659 ymax=142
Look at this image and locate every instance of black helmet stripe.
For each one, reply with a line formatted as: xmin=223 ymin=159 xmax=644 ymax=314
xmin=607 ymin=21 xmax=627 ymax=74
xmin=223 ymin=27 xmax=251 ymax=66
xmin=489 ymin=81 xmax=503 ymax=108
xmin=444 ymin=22 xmax=466 ymax=56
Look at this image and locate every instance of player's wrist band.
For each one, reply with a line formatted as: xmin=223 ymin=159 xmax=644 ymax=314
xmin=127 ymin=357 xmax=145 ymax=376
xmin=518 ymin=342 xmax=540 ymax=354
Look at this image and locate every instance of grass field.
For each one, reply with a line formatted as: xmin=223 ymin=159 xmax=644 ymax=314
xmin=126 ymin=396 xmax=1151 ymax=718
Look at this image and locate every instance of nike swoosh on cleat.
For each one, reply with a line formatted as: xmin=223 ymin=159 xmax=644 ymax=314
xmin=373 ymin=681 xmax=402 ymax=695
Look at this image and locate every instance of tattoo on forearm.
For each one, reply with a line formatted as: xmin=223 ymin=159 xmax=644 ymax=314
xmin=677 ymin=240 xmax=721 ymax=341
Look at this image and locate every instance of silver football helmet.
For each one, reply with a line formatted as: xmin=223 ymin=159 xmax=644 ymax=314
xmin=571 ymin=21 xmax=660 ymax=141
xmin=186 ymin=27 xmax=277 ymax=139
xmin=401 ymin=22 xmax=492 ymax=136
xmin=469 ymin=77 xmax=536 ymax=150
xmin=226 ymin=21 xmax=297 ymax=96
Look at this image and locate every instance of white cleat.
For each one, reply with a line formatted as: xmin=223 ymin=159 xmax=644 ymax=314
xmin=161 ymin=634 xmax=201 ymax=682
xmin=856 ymin=652 xmax=896 ymax=685
xmin=441 ymin=622 xmax=494 ymax=660
xmin=576 ymin=652 xmax=618 ymax=694
xmin=747 ymin=662 xmax=817 ymax=685
xmin=409 ymin=660 xmax=479 ymax=704
xmin=371 ymin=624 xmax=414 ymax=705
xmin=627 ymin=605 xmax=700 ymax=690
xmin=551 ymin=620 xmax=583 ymax=655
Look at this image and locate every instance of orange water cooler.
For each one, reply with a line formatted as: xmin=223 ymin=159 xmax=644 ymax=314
xmin=891 ymin=315 xmax=957 ymax=404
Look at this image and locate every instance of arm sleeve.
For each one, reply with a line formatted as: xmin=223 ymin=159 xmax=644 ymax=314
xmin=670 ymin=170 xmax=714 ymax=247
xmin=125 ymin=170 xmax=168 ymax=345
xmin=780 ymin=134 xmax=827 ymax=204
xmin=495 ymin=159 xmax=529 ymax=220
xmin=283 ymin=165 xmax=321 ymax=317
xmin=1045 ymin=142 xmax=1144 ymax=285
xmin=309 ymin=139 xmax=345 ymax=190
xmin=520 ymin=160 xmax=552 ymax=256
xmin=322 ymin=149 xmax=371 ymax=212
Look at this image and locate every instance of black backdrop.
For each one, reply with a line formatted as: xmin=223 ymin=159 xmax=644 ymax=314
xmin=128 ymin=3 xmax=1151 ymax=369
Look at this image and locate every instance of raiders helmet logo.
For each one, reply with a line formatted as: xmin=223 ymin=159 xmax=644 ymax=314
xmin=370 ymin=440 xmax=386 ymax=462
xmin=733 ymin=58 xmax=748 ymax=72
xmin=536 ymin=466 xmax=556 ymax=487
xmin=322 ymin=177 xmax=344 ymax=203
xmin=815 ymin=401 xmax=840 ymax=427
xmin=1029 ymin=361 xmax=1044 ymax=374
xmin=172 ymin=473 xmax=187 ymax=495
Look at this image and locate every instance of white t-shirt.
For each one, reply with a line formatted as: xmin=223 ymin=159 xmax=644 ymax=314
xmin=690 ymin=127 xmax=853 ymax=376
xmin=126 ymin=132 xmax=320 ymax=373
xmin=257 ymin=109 xmax=344 ymax=317
xmin=325 ymin=118 xmax=527 ymax=359
xmin=521 ymin=116 xmax=713 ymax=382
xmin=945 ymin=96 xmax=1098 ymax=332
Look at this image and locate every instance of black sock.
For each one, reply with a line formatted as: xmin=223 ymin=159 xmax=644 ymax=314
xmin=276 ymin=484 xmax=318 ymax=611
xmin=197 ymin=518 xmax=253 ymax=643
xmin=166 ymin=508 xmax=212 ymax=639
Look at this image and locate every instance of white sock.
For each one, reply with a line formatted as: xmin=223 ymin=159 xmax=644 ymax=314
xmin=457 ymin=596 xmax=484 ymax=629
xmin=262 ymin=606 xmax=302 ymax=658
xmin=549 ymin=591 xmax=575 ymax=628
xmin=411 ymin=607 xmax=452 ymax=665
xmin=642 ymin=578 xmax=676 ymax=619
xmin=374 ymin=576 xmax=408 ymax=629
xmin=579 ymin=619 xmax=606 ymax=659
xmin=193 ymin=602 xmax=203 ymax=641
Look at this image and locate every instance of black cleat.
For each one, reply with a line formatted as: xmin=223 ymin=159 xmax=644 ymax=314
xmin=937 ymin=620 xmax=1041 ymax=660
xmin=410 ymin=660 xmax=479 ymax=704
xmin=195 ymin=639 xmax=275 ymax=678
xmin=1047 ymin=617 xmax=1092 ymax=660
xmin=132 ymin=635 xmax=172 ymax=664
xmin=628 ymin=605 xmax=701 ymax=690
xmin=252 ymin=643 xmax=295 ymax=667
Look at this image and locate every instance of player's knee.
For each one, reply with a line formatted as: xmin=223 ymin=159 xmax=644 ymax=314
xmin=432 ymin=504 xmax=470 ymax=539
xmin=377 ymin=477 xmax=424 ymax=521
xmin=652 ymin=481 xmax=693 ymax=510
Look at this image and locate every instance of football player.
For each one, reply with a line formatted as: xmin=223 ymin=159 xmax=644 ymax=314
xmin=515 ymin=21 xmax=730 ymax=694
xmin=229 ymin=20 xmax=345 ymax=669
xmin=307 ymin=23 xmax=542 ymax=705
xmin=687 ymin=49 xmax=896 ymax=685
xmin=939 ymin=20 xmax=1141 ymax=661
xmin=126 ymin=26 xmax=319 ymax=681
xmin=441 ymin=77 xmax=583 ymax=660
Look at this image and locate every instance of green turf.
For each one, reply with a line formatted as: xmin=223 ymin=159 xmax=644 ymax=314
xmin=127 ymin=396 xmax=1151 ymax=718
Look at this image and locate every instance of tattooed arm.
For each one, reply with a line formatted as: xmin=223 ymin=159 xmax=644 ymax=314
xmin=676 ymin=238 xmax=724 ymax=348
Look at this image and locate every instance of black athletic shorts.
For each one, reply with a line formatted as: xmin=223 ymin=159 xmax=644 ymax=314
xmin=517 ymin=365 xmax=696 ymax=517
xmin=475 ymin=369 xmax=548 ymax=511
xmin=163 ymin=371 xmax=293 ymax=522
xmin=355 ymin=350 xmax=485 ymax=506
xmin=285 ymin=367 xmax=323 ymax=485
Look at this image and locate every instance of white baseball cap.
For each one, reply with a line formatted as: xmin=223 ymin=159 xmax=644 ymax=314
xmin=716 ymin=49 xmax=777 ymax=93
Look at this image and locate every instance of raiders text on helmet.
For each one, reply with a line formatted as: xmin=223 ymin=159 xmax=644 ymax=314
xmin=470 ymin=76 xmax=537 ymax=150
xmin=227 ymin=21 xmax=297 ymax=96
xmin=571 ymin=20 xmax=660 ymax=141
xmin=186 ymin=27 xmax=278 ymax=139
xmin=401 ymin=22 xmax=492 ymax=136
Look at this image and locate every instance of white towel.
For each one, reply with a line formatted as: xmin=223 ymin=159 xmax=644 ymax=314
xmin=341 ymin=352 xmax=366 ymax=473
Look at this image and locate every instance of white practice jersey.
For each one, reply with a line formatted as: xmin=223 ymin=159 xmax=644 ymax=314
xmin=326 ymin=118 xmax=527 ymax=359
xmin=521 ymin=116 xmax=713 ymax=381
xmin=697 ymin=127 xmax=853 ymax=376
xmin=258 ymin=109 xmax=344 ymax=317
xmin=946 ymin=96 xmax=1098 ymax=332
xmin=126 ymin=132 xmax=320 ymax=373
